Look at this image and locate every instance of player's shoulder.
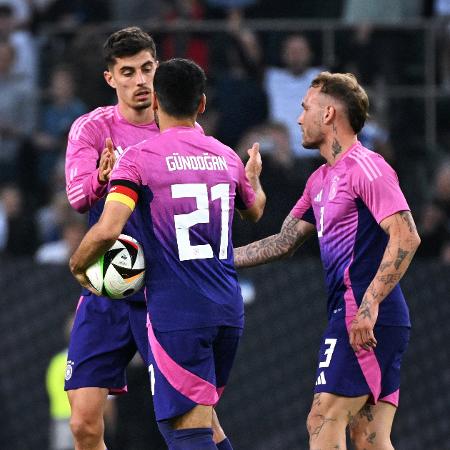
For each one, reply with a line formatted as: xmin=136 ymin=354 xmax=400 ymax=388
xmin=305 ymin=163 xmax=327 ymax=187
xmin=207 ymin=135 xmax=244 ymax=165
xmin=69 ymin=106 xmax=115 ymax=140
xmin=345 ymin=143 xmax=394 ymax=182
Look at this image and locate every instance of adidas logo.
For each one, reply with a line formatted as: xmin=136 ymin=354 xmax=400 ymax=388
xmin=314 ymin=190 xmax=323 ymax=203
xmin=315 ymin=371 xmax=326 ymax=385
xmin=114 ymin=146 xmax=125 ymax=158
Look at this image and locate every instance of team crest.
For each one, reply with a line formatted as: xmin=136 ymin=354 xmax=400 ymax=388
xmin=65 ymin=360 xmax=74 ymax=381
xmin=328 ymin=176 xmax=340 ymax=200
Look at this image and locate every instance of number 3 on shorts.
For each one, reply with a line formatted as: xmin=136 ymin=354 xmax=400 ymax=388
xmin=319 ymin=338 xmax=337 ymax=368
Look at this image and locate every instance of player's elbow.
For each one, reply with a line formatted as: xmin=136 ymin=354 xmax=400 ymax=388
xmin=249 ymin=207 xmax=264 ymax=223
xmin=242 ymin=199 xmax=266 ymax=223
xmin=411 ymin=230 xmax=421 ymax=251
xmin=70 ymin=201 xmax=89 ymax=214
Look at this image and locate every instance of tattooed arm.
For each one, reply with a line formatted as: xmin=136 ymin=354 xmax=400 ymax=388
xmin=234 ymin=214 xmax=316 ymax=268
xmin=349 ymin=211 xmax=421 ymax=352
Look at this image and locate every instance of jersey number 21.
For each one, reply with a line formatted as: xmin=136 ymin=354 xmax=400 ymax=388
xmin=171 ymin=183 xmax=230 ymax=261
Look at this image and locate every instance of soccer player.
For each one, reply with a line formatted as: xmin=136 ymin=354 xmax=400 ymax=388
xmin=64 ymin=27 xmax=162 ymax=450
xmin=233 ymin=72 xmax=421 ymax=449
xmin=69 ymin=58 xmax=266 ymax=450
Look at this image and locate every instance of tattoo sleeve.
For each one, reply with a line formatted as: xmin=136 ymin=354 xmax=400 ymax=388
xmin=234 ymin=214 xmax=313 ymax=268
xmin=359 ymin=210 xmax=420 ymax=312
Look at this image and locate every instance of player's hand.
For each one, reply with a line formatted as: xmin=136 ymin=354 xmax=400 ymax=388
xmin=72 ymin=269 xmax=102 ymax=296
xmin=98 ymin=138 xmax=116 ymax=184
xmin=349 ymin=299 xmax=379 ymax=353
xmin=245 ymin=142 xmax=262 ymax=180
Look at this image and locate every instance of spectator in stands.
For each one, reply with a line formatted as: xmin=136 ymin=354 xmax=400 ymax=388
xmin=160 ymin=0 xmax=209 ymax=72
xmin=358 ymin=115 xmax=395 ymax=165
xmin=264 ymin=34 xmax=323 ymax=160
xmin=341 ymin=0 xmax=423 ymax=85
xmin=0 ymin=3 xmax=38 ymax=88
xmin=0 ymin=0 xmax=31 ymax=27
xmin=433 ymin=0 xmax=450 ymax=89
xmin=109 ymin=0 xmax=165 ymax=23
xmin=417 ymin=159 xmax=450 ymax=261
xmin=0 ymin=39 xmax=36 ymax=184
xmin=205 ymin=0 xmax=258 ymax=21
xmin=36 ymin=190 xmax=76 ymax=244
xmin=211 ymin=16 xmax=267 ymax=148
xmin=32 ymin=64 xmax=87 ymax=200
xmin=32 ymin=0 xmax=110 ymax=28
xmin=35 ymin=219 xmax=86 ymax=264
xmin=0 ymin=184 xmax=37 ymax=256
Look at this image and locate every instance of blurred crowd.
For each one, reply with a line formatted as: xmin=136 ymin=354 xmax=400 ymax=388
xmin=0 ymin=0 xmax=448 ymax=267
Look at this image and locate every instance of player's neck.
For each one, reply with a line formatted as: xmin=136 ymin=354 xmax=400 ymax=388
xmin=157 ymin=112 xmax=196 ymax=132
xmin=321 ymin=134 xmax=357 ymax=166
xmin=118 ymin=103 xmax=155 ymax=125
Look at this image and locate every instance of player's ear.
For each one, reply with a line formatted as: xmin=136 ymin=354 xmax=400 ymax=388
xmin=198 ymin=94 xmax=206 ymax=114
xmin=323 ymin=105 xmax=335 ymax=125
xmin=104 ymin=70 xmax=116 ymax=89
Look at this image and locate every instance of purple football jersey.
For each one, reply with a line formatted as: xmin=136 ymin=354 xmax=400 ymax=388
xmin=111 ymin=125 xmax=256 ymax=331
xmin=291 ymin=142 xmax=411 ymax=326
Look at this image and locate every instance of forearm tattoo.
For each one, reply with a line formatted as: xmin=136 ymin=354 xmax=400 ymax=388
xmin=234 ymin=215 xmax=307 ymax=268
xmin=358 ymin=211 xmax=419 ymax=315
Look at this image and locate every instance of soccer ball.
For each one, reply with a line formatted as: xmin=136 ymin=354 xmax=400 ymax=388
xmin=86 ymin=234 xmax=145 ymax=299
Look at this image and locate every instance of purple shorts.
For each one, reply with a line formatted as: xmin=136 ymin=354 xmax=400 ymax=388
xmin=314 ymin=319 xmax=410 ymax=406
xmin=147 ymin=320 xmax=242 ymax=421
xmin=64 ymin=294 xmax=148 ymax=394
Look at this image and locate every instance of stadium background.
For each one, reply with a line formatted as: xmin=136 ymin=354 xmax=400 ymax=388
xmin=0 ymin=1 xmax=449 ymax=449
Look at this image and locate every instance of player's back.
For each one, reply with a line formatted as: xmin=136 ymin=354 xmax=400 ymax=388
xmin=113 ymin=125 xmax=255 ymax=331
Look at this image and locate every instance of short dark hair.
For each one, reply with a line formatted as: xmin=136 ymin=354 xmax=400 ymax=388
xmin=311 ymin=72 xmax=369 ymax=134
xmin=153 ymin=58 xmax=206 ymax=118
xmin=103 ymin=27 xmax=156 ymax=68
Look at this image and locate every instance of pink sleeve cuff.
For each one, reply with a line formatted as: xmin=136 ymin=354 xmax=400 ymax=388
xmin=90 ymin=169 xmax=108 ymax=198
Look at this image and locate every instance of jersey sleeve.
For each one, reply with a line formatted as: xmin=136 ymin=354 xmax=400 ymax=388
xmin=65 ymin=118 xmax=106 ymax=213
xmin=235 ymin=158 xmax=256 ymax=210
xmin=107 ymin=146 xmax=142 ymax=210
xmin=110 ymin=145 xmax=142 ymax=186
xmin=351 ymin=154 xmax=410 ymax=223
xmin=289 ymin=174 xmax=316 ymax=225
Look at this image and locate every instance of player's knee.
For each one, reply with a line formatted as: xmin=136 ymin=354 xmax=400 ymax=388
xmin=306 ymin=404 xmax=345 ymax=440
xmin=306 ymin=409 xmax=329 ymax=438
xmin=348 ymin=426 xmax=366 ymax=450
xmin=70 ymin=414 xmax=102 ymax=444
xmin=349 ymin=426 xmax=393 ymax=450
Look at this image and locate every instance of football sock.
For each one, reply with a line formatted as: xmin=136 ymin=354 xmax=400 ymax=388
xmin=170 ymin=427 xmax=217 ymax=449
xmin=216 ymin=437 xmax=233 ymax=449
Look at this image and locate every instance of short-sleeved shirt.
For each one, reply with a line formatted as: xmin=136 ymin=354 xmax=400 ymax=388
xmin=291 ymin=141 xmax=411 ymax=326
xmin=111 ymin=125 xmax=256 ymax=331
